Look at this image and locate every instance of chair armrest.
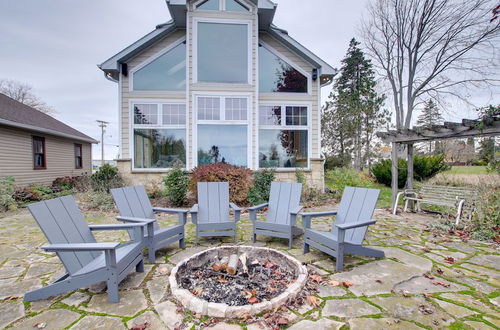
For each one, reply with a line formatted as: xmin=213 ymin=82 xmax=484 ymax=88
xmin=229 ymin=203 xmax=242 ymax=212
xmin=116 ymin=216 xmax=156 ymax=224
xmin=290 ymin=206 xmax=303 ymax=215
xmin=248 ymin=203 xmax=268 ymax=211
xmin=42 ymin=242 xmax=120 ymax=252
xmin=89 ymin=223 xmax=150 ymax=231
xmin=189 ymin=204 xmax=198 ymax=214
xmin=335 ymin=219 xmax=377 ymax=230
xmin=190 ymin=204 xmax=198 ymax=224
xmin=153 ymin=207 xmax=189 ymax=214
xmin=300 ymin=210 xmax=338 ymax=217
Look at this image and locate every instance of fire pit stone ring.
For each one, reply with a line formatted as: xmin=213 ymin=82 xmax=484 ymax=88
xmin=169 ymin=246 xmax=308 ymax=318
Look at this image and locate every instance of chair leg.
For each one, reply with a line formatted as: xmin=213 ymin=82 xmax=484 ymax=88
xmin=252 ymin=232 xmax=256 ymax=243
xmin=303 ymin=241 xmax=310 ymax=254
xmin=136 ymin=259 xmax=144 ymax=272
xmin=106 ymin=271 xmax=119 ymax=303
xmin=288 ymin=236 xmax=293 ymax=249
xmin=234 ymin=234 xmax=238 ymax=243
xmin=336 ymin=244 xmax=345 ymax=271
xmin=148 ymin=247 xmax=156 ymax=264
xmin=179 ymin=237 xmax=186 ymax=249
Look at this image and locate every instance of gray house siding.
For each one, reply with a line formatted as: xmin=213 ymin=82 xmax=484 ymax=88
xmin=0 ymin=124 xmax=92 ymax=186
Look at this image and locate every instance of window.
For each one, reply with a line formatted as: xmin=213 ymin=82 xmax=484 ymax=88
xmin=195 ymin=0 xmax=250 ymax=12
xmin=132 ymin=102 xmax=187 ymax=169
xmin=74 ymin=144 xmax=82 ymax=169
xmin=258 ymin=104 xmax=309 ymax=168
xmin=259 ymin=45 xmax=308 ymax=93
xmin=225 ymin=0 xmax=249 ymax=12
xmin=196 ymin=95 xmax=249 ymax=167
xmin=32 ymin=136 xmax=46 ymax=169
xmin=133 ymin=42 xmax=186 ymax=91
xmin=196 ymin=0 xmax=219 ymax=10
xmin=196 ymin=22 xmax=249 ymax=83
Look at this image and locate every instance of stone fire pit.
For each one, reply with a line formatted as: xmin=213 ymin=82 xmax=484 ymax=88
xmin=169 ymin=246 xmax=308 ymax=318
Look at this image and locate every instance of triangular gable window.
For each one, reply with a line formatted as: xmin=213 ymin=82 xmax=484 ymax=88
xmin=133 ymin=42 xmax=186 ymax=91
xmin=197 ymin=0 xmax=220 ymax=10
xmin=226 ymin=0 xmax=249 ymax=12
xmin=259 ymin=45 xmax=308 ymax=93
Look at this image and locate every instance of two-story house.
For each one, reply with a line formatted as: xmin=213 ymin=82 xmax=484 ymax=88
xmin=99 ymin=0 xmax=335 ymax=189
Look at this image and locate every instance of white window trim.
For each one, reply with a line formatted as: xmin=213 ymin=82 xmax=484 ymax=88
xmin=258 ymin=41 xmax=312 ymax=96
xmin=192 ymin=17 xmax=253 ymax=85
xmin=129 ymin=37 xmax=187 ymax=93
xmin=194 ymin=0 xmax=252 ymax=12
xmin=129 ymin=99 xmax=189 ymax=172
xmin=257 ymin=101 xmax=312 ymax=170
xmin=192 ymin=92 xmax=253 ymax=169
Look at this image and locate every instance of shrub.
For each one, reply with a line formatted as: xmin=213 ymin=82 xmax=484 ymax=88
xmin=0 ymin=177 xmax=16 ymax=211
xmin=371 ymin=155 xmax=448 ymax=188
xmin=163 ymin=167 xmax=190 ymax=206
xmin=52 ymin=176 xmax=78 ymax=191
xmin=487 ymin=160 xmax=500 ymax=174
xmin=247 ymin=169 xmax=276 ymax=205
xmin=189 ymin=163 xmax=253 ymax=205
xmin=469 ymin=186 xmax=500 ymax=241
xmin=13 ymin=187 xmax=42 ymax=203
xmin=324 ymin=155 xmax=351 ymax=170
xmin=325 ymin=167 xmax=374 ymax=197
xmin=81 ymin=191 xmax=115 ymax=211
xmin=295 ymin=168 xmax=306 ymax=185
xmin=91 ymin=164 xmax=124 ymax=192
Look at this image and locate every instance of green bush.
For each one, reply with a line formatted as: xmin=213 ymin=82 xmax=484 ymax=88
xmin=52 ymin=176 xmax=80 ymax=191
xmin=371 ymin=155 xmax=449 ymax=188
xmin=189 ymin=163 xmax=253 ymax=205
xmin=163 ymin=167 xmax=190 ymax=206
xmin=247 ymin=169 xmax=276 ymax=205
xmin=324 ymin=155 xmax=351 ymax=170
xmin=487 ymin=160 xmax=500 ymax=174
xmin=81 ymin=191 xmax=115 ymax=211
xmin=325 ymin=167 xmax=374 ymax=197
xmin=0 ymin=177 xmax=16 ymax=211
xmin=91 ymin=164 xmax=124 ymax=192
xmin=470 ymin=187 xmax=500 ymax=241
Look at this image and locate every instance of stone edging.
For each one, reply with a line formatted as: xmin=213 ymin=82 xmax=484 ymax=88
xmin=169 ymin=246 xmax=308 ymax=318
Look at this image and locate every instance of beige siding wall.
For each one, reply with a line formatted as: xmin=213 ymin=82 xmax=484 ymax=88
xmin=0 ymin=125 xmax=92 ymax=186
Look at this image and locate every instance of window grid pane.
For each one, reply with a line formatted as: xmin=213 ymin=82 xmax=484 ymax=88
xmin=285 ymin=106 xmax=307 ymax=126
xmin=162 ymin=104 xmax=186 ymax=125
xmin=259 ymin=106 xmax=281 ymax=125
xmin=225 ymin=98 xmax=247 ymax=121
xmin=198 ymin=97 xmax=220 ymax=120
xmin=134 ymin=104 xmax=158 ymax=125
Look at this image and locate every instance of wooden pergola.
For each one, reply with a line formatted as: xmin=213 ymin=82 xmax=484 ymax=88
xmin=377 ymin=117 xmax=500 ymax=211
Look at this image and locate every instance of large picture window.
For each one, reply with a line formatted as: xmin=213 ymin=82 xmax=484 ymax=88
xmin=259 ymin=45 xmax=308 ymax=93
xmin=132 ymin=42 xmax=186 ymax=91
xmin=196 ymin=95 xmax=249 ymax=167
xmin=132 ymin=102 xmax=187 ymax=169
xmin=196 ymin=21 xmax=249 ymax=83
xmin=258 ymin=104 xmax=309 ymax=168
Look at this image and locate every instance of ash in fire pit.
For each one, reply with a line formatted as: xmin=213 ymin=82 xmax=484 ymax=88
xmin=170 ymin=246 xmax=308 ymax=317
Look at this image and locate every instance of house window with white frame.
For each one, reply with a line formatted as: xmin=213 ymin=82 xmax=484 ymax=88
xmin=195 ymin=0 xmax=250 ymax=12
xmin=132 ymin=102 xmax=187 ymax=169
xmin=196 ymin=96 xmax=249 ymax=167
xmin=258 ymin=104 xmax=309 ymax=168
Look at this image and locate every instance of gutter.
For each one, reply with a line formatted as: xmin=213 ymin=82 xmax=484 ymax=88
xmin=0 ymin=119 xmax=98 ymax=144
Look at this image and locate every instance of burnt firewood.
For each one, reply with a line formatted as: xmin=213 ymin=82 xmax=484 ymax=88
xmin=212 ymin=256 xmax=221 ymax=271
xmin=227 ymin=254 xmax=239 ymax=275
xmin=220 ymin=256 xmax=229 ymax=270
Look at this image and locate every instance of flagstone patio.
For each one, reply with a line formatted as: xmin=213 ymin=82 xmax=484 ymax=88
xmin=0 ymin=206 xmax=498 ymax=329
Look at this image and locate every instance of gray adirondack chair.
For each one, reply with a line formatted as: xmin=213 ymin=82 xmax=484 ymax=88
xmin=111 ymin=186 xmax=188 ymax=263
xmin=249 ymin=182 xmax=303 ymax=248
xmin=302 ymin=186 xmax=384 ymax=271
xmin=25 ymin=196 xmax=150 ymax=303
xmin=190 ymin=182 xmax=241 ymax=242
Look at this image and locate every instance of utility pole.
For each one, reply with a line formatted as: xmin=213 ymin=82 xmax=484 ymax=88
xmin=96 ymin=120 xmax=109 ymax=165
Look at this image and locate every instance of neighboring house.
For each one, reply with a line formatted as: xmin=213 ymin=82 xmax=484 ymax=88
xmin=99 ymin=0 xmax=335 ymax=189
xmin=0 ymin=93 xmax=97 ymax=186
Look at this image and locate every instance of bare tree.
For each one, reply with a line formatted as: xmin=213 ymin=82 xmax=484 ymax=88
xmin=0 ymin=79 xmax=54 ymax=113
xmin=361 ymin=0 xmax=500 ymax=130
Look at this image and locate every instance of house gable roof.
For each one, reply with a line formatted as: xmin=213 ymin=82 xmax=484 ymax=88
xmin=0 ymin=93 xmax=98 ymax=144
xmin=99 ymin=0 xmax=336 ymax=83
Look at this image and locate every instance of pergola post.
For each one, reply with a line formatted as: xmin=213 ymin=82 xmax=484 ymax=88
xmin=406 ymin=143 xmax=414 ymax=211
xmin=391 ymin=142 xmax=398 ymax=212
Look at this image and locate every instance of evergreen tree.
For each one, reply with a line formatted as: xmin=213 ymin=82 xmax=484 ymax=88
xmin=322 ymin=38 xmax=386 ymax=170
xmin=416 ymin=100 xmax=444 ymax=153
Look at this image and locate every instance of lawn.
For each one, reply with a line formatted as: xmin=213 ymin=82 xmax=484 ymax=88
xmin=443 ymin=165 xmax=489 ymax=175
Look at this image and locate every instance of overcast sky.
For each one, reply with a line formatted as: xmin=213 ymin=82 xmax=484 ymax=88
xmin=0 ymin=0 xmax=497 ymax=160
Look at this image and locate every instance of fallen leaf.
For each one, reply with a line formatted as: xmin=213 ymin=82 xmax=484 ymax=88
xmin=264 ymin=260 xmax=276 ymax=268
xmin=421 ymin=248 xmax=430 ymax=253
xmin=342 ymin=281 xmax=353 ymax=288
xmin=444 ymin=257 xmax=455 ymax=264
xmin=217 ymin=277 xmax=228 ymax=284
xmin=432 ymin=281 xmax=451 ymax=288
xmin=309 ymin=275 xmax=323 ymax=283
xmin=248 ymin=296 xmax=260 ymax=304
xmin=277 ymin=317 xmax=289 ymax=325
xmin=402 ymin=290 xmax=410 ymax=297
xmin=418 ymin=304 xmax=434 ymax=315
xmin=130 ymin=322 xmax=149 ymax=330
xmin=424 ymin=293 xmax=433 ymax=298
xmin=436 ymin=268 xmax=444 ymax=275
xmin=328 ymin=280 xmax=340 ymax=286
xmin=424 ymin=273 xmax=435 ymax=280
xmin=375 ymin=279 xmax=383 ymax=284
xmin=306 ymin=295 xmax=320 ymax=307
xmin=157 ymin=266 xmax=169 ymax=275
xmin=33 ymin=323 xmax=46 ymax=329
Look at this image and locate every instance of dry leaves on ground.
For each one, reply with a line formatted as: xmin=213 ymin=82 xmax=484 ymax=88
xmin=306 ymin=295 xmax=320 ymax=307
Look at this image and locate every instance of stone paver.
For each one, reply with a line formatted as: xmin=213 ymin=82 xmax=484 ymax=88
xmin=203 ymin=322 xmax=242 ymax=329
xmin=323 ymin=298 xmax=380 ymax=318
xmin=12 ymin=309 xmax=80 ymax=330
xmin=71 ymin=315 xmax=126 ymax=330
xmin=1 ymin=207 xmax=498 ymax=329
xmin=0 ymin=301 xmax=25 ymax=328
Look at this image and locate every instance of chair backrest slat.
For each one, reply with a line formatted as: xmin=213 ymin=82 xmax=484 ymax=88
xmin=28 ymin=196 xmax=98 ymax=275
xmin=197 ymin=182 xmax=230 ymax=223
xmin=111 ymin=186 xmax=158 ymax=231
xmin=331 ymin=186 xmax=379 ymax=245
xmin=266 ymin=182 xmax=302 ymax=225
